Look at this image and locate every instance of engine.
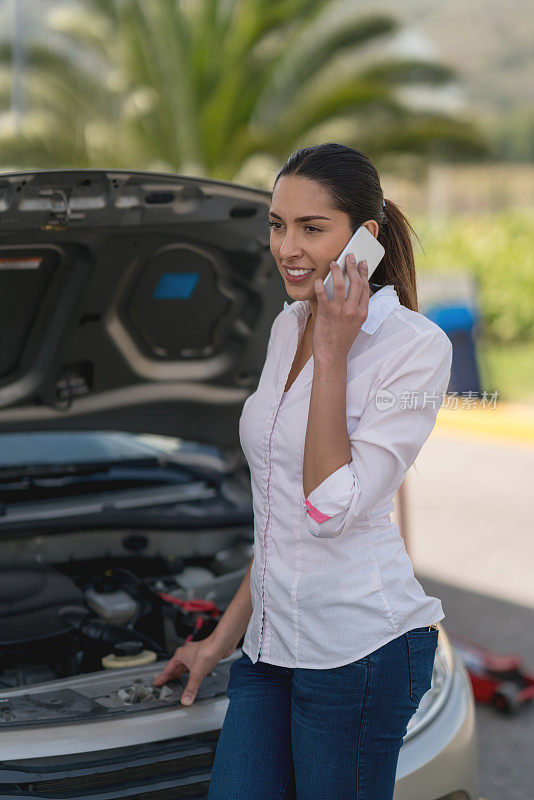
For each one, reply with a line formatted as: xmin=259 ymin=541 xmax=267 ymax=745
xmin=0 ymin=540 xmax=252 ymax=689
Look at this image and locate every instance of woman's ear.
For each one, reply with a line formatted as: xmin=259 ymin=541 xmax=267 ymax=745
xmin=362 ymin=220 xmax=379 ymax=238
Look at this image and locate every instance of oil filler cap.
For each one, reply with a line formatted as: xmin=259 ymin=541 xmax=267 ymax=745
xmin=113 ymin=640 xmax=144 ymax=657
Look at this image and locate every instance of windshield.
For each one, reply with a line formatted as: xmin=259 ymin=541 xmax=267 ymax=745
xmin=0 ymin=430 xmax=224 ymax=469
xmin=0 ymin=430 xmax=229 ymax=504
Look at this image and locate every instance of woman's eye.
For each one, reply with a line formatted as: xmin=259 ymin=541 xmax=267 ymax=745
xmin=268 ymin=221 xmax=320 ymax=233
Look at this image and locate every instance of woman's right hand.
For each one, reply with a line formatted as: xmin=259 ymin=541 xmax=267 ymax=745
xmin=152 ymin=637 xmax=226 ymax=706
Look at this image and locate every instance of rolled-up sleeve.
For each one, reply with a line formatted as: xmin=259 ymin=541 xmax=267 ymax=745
xmin=304 ymin=329 xmax=453 ymax=538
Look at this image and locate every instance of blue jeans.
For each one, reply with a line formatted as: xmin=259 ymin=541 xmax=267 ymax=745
xmin=208 ymin=626 xmax=439 ymax=800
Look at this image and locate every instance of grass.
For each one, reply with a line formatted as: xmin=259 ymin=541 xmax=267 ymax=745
xmin=477 ymin=340 xmax=534 ymax=406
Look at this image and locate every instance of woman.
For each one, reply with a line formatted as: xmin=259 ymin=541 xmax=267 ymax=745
xmin=153 ymin=143 xmax=452 ymax=799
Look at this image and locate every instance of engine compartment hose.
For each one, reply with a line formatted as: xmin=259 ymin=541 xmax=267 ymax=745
xmin=78 ymin=617 xmax=168 ymax=659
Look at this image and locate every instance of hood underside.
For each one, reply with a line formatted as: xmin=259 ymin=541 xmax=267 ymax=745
xmin=0 ymin=169 xmax=285 ymax=450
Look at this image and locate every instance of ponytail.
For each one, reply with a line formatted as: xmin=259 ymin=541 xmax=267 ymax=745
xmin=375 ymin=197 xmax=420 ymax=312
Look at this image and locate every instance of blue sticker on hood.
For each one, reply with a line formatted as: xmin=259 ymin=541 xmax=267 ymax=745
xmin=153 ymin=272 xmax=199 ymax=299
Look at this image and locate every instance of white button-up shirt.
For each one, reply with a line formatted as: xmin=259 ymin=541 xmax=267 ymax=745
xmin=240 ymin=284 xmax=452 ymax=668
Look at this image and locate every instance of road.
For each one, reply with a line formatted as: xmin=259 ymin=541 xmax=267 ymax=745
xmin=395 ymin=425 xmax=534 ymax=800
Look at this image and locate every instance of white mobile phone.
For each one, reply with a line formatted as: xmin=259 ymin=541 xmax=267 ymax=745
xmin=323 ymin=225 xmax=385 ymax=300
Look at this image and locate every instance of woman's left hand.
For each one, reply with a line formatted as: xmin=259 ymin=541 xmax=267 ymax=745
xmin=312 ymin=254 xmax=370 ymax=365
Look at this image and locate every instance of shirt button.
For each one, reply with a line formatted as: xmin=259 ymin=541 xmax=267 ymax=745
xmin=263 ymin=502 xmax=268 ymax=512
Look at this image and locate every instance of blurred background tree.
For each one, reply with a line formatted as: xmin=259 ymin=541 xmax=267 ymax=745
xmin=0 ymin=0 xmax=488 ymax=182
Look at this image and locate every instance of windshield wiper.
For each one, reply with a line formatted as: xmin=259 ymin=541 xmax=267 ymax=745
xmin=0 ymin=456 xmax=224 ymax=488
xmin=0 ymin=457 xmax=160 ymax=482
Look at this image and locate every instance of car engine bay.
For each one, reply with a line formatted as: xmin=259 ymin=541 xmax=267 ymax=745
xmin=0 ymin=529 xmax=252 ymax=725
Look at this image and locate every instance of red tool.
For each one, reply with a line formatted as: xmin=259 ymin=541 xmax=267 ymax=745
xmin=446 ymin=627 xmax=534 ymax=714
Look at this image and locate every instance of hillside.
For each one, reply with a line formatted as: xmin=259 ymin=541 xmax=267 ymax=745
xmin=348 ymin=0 xmax=533 ymax=115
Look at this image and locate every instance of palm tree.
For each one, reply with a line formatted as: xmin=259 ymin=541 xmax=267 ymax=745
xmin=0 ymin=0 xmax=489 ymax=183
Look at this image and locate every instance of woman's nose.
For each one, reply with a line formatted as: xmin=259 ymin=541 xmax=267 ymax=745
xmin=279 ymin=233 xmax=302 ymax=259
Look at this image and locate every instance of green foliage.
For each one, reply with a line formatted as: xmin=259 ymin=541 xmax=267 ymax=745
xmin=413 ymin=209 xmax=534 ymax=344
xmin=478 ymin=340 xmax=534 ymax=404
xmin=0 ymin=0 xmax=489 ymax=177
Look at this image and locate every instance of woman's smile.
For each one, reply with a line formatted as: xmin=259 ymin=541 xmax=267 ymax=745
xmin=283 ymin=265 xmax=315 ymax=283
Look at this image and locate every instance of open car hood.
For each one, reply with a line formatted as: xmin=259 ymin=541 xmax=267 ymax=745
xmin=0 ymin=169 xmax=284 ymax=451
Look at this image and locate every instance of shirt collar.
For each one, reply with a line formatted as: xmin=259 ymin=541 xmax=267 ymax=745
xmin=282 ymin=284 xmax=400 ymax=335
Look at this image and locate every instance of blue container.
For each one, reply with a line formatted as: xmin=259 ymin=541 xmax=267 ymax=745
xmin=424 ymin=303 xmax=482 ymax=396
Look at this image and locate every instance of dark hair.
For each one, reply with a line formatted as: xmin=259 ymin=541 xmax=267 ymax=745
xmin=273 ymin=142 xmax=420 ymax=312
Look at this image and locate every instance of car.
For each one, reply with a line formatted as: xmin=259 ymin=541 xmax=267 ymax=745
xmin=0 ymin=169 xmax=478 ymax=800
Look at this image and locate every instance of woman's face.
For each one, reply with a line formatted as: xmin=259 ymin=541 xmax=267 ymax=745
xmin=269 ymin=175 xmax=378 ymax=301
